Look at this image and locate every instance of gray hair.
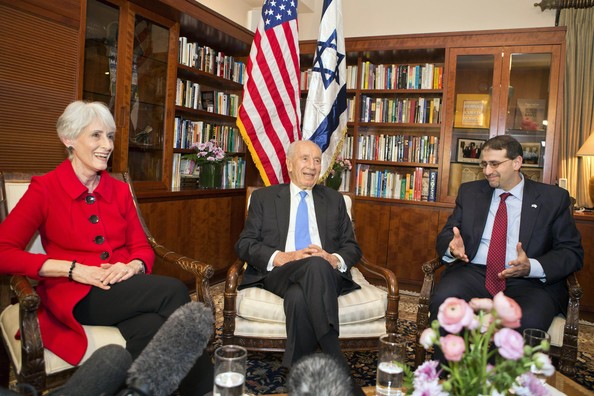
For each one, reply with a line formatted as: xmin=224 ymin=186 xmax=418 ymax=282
xmin=56 ymin=101 xmax=115 ymax=143
xmin=287 ymin=353 xmax=354 ymax=396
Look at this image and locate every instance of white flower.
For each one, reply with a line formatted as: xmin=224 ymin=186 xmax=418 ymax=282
xmin=532 ymin=352 xmax=555 ymax=376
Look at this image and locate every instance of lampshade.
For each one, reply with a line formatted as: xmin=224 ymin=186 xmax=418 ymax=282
xmin=577 ymin=133 xmax=594 ymax=208
xmin=576 ymin=133 xmax=594 ymax=156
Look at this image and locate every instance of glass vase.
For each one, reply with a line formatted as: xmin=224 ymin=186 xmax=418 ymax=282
xmin=199 ymin=162 xmax=222 ymax=189
xmin=325 ymin=170 xmax=342 ymax=190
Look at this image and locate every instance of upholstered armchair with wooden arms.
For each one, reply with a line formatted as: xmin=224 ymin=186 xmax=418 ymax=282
xmin=0 ymin=171 xmax=215 ymax=393
xmin=415 ymin=257 xmax=583 ymax=376
xmin=223 ymin=188 xmax=399 ymax=353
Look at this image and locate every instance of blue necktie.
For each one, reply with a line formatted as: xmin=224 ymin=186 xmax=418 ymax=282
xmin=295 ymin=191 xmax=311 ymax=250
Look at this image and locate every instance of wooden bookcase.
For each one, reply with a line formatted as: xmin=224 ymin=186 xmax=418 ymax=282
xmin=301 ymin=27 xmax=567 ymax=290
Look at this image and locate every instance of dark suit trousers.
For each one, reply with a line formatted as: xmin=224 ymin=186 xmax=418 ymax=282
xmin=263 ymin=256 xmax=348 ymax=367
xmin=74 ymin=274 xmax=214 ymax=396
xmin=429 ymin=262 xmax=560 ymax=331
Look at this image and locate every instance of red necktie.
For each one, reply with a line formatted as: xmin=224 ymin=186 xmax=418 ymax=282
xmin=485 ymin=192 xmax=511 ymax=296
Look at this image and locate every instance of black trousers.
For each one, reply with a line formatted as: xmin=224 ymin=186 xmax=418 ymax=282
xmin=263 ymin=256 xmax=350 ymax=368
xmin=74 ymin=274 xmax=213 ymax=396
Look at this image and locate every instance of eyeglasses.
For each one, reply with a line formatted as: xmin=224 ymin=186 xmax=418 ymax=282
xmin=479 ymin=159 xmax=511 ymax=169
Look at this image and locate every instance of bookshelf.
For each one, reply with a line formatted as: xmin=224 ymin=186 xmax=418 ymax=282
xmin=174 ymin=39 xmax=246 ymax=190
xmin=79 ymin=0 xmax=256 ymax=283
xmin=300 ymin=28 xmax=566 ymax=290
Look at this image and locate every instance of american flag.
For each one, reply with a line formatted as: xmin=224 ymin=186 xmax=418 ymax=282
xmin=236 ymin=0 xmax=301 ymax=186
xmin=302 ymin=0 xmax=347 ymax=180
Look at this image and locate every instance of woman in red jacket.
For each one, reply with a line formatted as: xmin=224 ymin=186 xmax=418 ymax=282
xmin=0 ymin=101 xmax=212 ymax=395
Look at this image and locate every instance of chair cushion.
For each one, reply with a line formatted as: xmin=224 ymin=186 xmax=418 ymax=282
xmin=0 ymin=303 xmax=126 ymax=375
xmin=236 ymin=267 xmax=387 ymax=326
xmin=547 ymin=315 xmax=565 ymax=347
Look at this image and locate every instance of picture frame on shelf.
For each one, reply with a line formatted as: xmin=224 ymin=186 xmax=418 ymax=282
xmin=454 ymin=94 xmax=490 ymax=128
xmin=521 ymin=142 xmax=541 ymax=167
xmin=514 ymin=99 xmax=546 ymax=131
xmin=456 ymin=138 xmax=485 ymax=164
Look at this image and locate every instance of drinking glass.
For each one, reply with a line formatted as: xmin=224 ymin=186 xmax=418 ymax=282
xmin=213 ymin=345 xmax=247 ymax=396
xmin=523 ymin=328 xmax=551 ymax=383
xmin=376 ymin=333 xmax=405 ymax=396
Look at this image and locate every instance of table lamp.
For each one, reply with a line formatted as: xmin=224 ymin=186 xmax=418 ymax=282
xmin=576 ymin=132 xmax=594 ymax=207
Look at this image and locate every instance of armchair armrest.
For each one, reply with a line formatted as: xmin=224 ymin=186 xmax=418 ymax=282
xmin=10 ymin=275 xmax=45 ymax=383
xmin=355 ymin=256 xmax=399 ymax=334
xmin=415 ymin=257 xmax=444 ymax=366
xmin=149 ymin=238 xmax=215 ymax=313
xmin=222 ymin=259 xmax=246 ymax=346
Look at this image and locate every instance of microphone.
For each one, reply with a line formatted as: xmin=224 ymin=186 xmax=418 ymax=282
xmin=122 ymin=301 xmax=214 ymax=396
xmin=48 ymin=344 xmax=132 ymax=396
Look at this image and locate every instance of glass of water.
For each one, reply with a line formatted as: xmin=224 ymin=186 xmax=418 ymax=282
xmin=213 ymin=345 xmax=247 ymax=396
xmin=523 ymin=328 xmax=551 ymax=383
xmin=376 ymin=333 xmax=405 ymax=396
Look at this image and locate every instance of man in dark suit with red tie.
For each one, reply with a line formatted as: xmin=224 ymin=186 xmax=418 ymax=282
xmin=430 ymin=135 xmax=583 ymax=333
xmin=235 ymin=140 xmax=362 ymax=370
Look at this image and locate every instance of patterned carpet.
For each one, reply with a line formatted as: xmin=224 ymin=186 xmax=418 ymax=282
xmin=210 ymin=282 xmax=594 ymax=394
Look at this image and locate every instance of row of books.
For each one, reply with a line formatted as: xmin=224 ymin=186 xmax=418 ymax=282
xmin=355 ymin=165 xmax=438 ymax=201
xmin=176 ymin=79 xmax=240 ymax=116
xmin=300 ymin=65 xmax=359 ymax=90
xmin=178 ymin=37 xmax=246 ymax=83
xmin=338 ymin=135 xmax=355 ymax=159
xmin=172 ymin=154 xmax=246 ymax=190
xmin=173 ymin=117 xmax=245 ymax=152
xmin=360 ymin=96 xmax=442 ymax=124
xmin=360 ymin=62 xmax=444 ymax=90
xmin=357 ymin=134 xmax=439 ymax=164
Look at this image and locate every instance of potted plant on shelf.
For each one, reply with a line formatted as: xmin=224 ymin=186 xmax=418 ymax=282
xmin=325 ymin=156 xmax=352 ymax=190
xmin=183 ymin=140 xmax=226 ymax=188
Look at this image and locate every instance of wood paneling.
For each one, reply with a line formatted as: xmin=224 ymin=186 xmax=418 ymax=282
xmin=352 ymin=199 xmax=391 ymax=267
xmin=0 ymin=3 xmax=79 ymax=173
xmin=138 ymin=193 xmax=245 ymax=284
xmin=387 ymin=205 xmax=442 ymax=286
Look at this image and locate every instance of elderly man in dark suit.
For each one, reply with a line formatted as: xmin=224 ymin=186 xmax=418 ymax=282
xmin=431 ymin=135 xmax=583 ymax=333
xmin=235 ymin=139 xmax=362 ymax=369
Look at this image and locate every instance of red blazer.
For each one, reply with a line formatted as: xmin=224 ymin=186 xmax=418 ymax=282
xmin=0 ymin=160 xmax=154 ymax=364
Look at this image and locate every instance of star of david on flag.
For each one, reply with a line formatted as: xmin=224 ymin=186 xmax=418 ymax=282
xmin=302 ymin=0 xmax=348 ymax=181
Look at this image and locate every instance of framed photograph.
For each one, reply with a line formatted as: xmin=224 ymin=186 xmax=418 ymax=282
xmin=456 ymin=138 xmax=485 ymax=163
xmin=454 ymin=94 xmax=491 ymax=128
xmin=521 ymin=142 xmax=541 ymax=167
xmin=514 ymin=99 xmax=546 ymax=131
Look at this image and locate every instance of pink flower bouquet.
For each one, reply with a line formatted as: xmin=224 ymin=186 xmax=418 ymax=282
xmin=330 ymin=156 xmax=352 ymax=175
xmin=186 ymin=139 xmax=226 ymax=165
xmin=407 ymin=292 xmax=555 ymax=395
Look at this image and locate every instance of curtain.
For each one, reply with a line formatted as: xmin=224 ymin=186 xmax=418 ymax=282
xmin=558 ymin=7 xmax=594 ymax=207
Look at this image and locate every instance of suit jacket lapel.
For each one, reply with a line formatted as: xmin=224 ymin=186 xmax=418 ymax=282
xmin=519 ymin=179 xmax=541 ymax=252
xmin=276 ymin=185 xmax=291 ymax=248
xmin=312 ymin=186 xmax=328 ymax=246
xmin=469 ymin=183 xmax=493 ymax=257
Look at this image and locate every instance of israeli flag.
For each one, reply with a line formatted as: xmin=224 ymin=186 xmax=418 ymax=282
xmin=302 ymin=0 xmax=347 ymax=180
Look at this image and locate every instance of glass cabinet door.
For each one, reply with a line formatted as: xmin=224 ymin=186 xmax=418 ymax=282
xmin=504 ymin=52 xmax=552 ymax=183
xmin=82 ymin=0 xmax=119 ymax=113
xmin=442 ymin=46 xmax=559 ymax=201
xmin=126 ymin=15 xmax=169 ymax=183
xmin=83 ymin=0 xmax=177 ymax=189
xmin=444 ymin=49 xmax=501 ymax=199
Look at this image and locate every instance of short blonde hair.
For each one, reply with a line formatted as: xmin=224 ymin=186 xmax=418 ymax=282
xmin=56 ymin=101 xmax=115 ymax=142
